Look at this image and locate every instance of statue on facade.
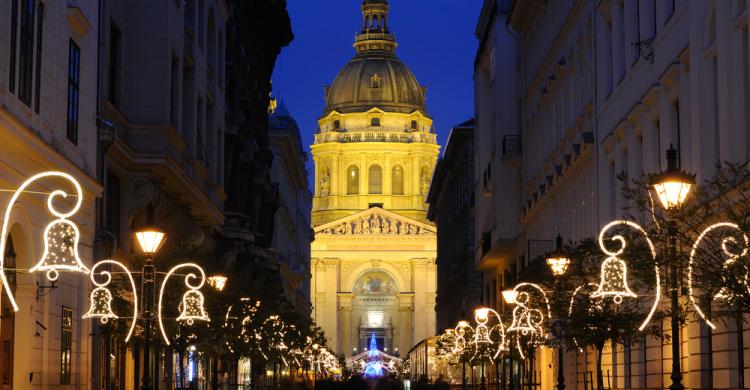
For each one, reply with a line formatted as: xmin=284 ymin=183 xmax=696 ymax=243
xmin=372 ymin=216 xmax=382 ymax=234
xmin=420 ymin=172 xmax=430 ymax=196
xmin=320 ymin=170 xmax=330 ymax=196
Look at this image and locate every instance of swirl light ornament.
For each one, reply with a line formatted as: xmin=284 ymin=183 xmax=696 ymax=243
xmin=688 ymin=222 xmax=749 ymax=329
xmin=158 ymin=263 xmax=210 ymax=344
xmin=505 ymin=283 xmax=551 ymax=336
xmin=83 ymin=260 xmax=139 ymax=341
xmin=1 ymin=172 xmax=89 ymax=311
xmin=590 ymin=220 xmax=660 ymax=331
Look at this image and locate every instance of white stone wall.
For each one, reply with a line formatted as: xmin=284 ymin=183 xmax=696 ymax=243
xmin=477 ymin=0 xmax=750 ymax=388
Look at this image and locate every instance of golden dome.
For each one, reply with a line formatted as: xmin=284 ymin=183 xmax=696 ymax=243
xmin=323 ymin=0 xmax=427 ymax=116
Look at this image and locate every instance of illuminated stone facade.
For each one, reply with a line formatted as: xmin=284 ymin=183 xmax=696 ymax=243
xmin=311 ymin=0 xmax=439 ymax=356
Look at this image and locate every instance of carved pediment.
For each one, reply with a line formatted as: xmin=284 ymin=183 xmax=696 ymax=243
xmin=314 ymin=207 xmax=435 ymax=236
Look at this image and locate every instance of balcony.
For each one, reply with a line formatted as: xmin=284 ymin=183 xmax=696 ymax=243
xmin=314 ymin=131 xmax=437 ymax=145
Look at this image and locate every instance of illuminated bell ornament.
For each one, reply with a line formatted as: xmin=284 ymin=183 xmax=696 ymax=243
xmin=591 ymin=255 xmax=637 ymax=304
xmin=83 ymin=286 xmax=118 ymax=323
xmin=176 ymin=289 xmax=210 ymax=325
xmin=506 ymin=292 xmax=544 ymax=336
xmin=30 ymin=218 xmax=90 ymax=281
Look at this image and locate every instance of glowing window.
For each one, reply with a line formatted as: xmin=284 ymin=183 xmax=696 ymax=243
xmin=369 ymin=165 xmax=382 ymax=194
xmin=347 ymin=165 xmax=360 ymax=195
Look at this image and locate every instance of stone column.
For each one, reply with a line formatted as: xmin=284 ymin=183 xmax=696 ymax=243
xmin=398 ymin=293 xmax=414 ymax=355
xmin=338 ymin=293 xmax=353 ymax=355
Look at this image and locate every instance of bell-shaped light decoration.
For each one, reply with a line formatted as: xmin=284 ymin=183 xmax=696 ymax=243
xmin=83 ymin=286 xmax=118 ymax=323
xmin=30 ymin=218 xmax=90 ymax=281
xmin=506 ymin=292 xmax=544 ymax=336
xmin=176 ymin=289 xmax=210 ymax=325
xmin=649 ymin=145 xmax=695 ymax=210
xmin=591 ymin=256 xmax=637 ymax=303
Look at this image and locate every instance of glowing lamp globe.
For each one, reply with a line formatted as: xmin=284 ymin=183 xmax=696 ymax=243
xmin=474 ymin=307 xmax=490 ymax=322
xmin=649 ymin=145 xmax=695 ymax=210
xmin=135 ymin=206 xmax=166 ymax=256
xmin=208 ymin=275 xmax=228 ymax=291
xmin=546 ymin=234 xmax=571 ymax=277
xmin=502 ymin=290 xmax=518 ymax=304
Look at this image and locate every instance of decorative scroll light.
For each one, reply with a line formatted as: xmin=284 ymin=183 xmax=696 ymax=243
xmin=158 ymin=263 xmax=209 ymax=345
xmin=83 ymin=260 xmax=138 ymax=341
xmin=0 ymin=172 xmax=89 ymax=311
xmin=688 ymin=222 xmax=749 ymax=330
xmin=505 ymin=283 xmax=550 ymax=337
xmin=454 ymin=320 xmax=472 ymax=354
xmin=590 ymin=220 xmax=660 ymax=331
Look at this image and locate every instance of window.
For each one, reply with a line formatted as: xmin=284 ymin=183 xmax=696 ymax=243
xmin=371 ymin=117 xmax=380 ymax=127
xmin=66 ymin=40 xmax=80 ymax=144
xmin=347 ymin=165 xmax=360 ymax=195
xmin=33 ymin=3 xmax=43 ymax=113
xmin=18 ymin=0 xmax=35 ymax=106
xmin=61 ymin=307 xmax=72 ymax=384
xmin=9 ymin=0 xmax=19 ymax=93
xmin=106 ymin=172 xmax=121 ymax=243
xmin=333 ymin=120 xmax=340 ymax=129
xmin=392 ymin=165 xmax=404 ymax=195
xmin=109 ymin=22 xmax=121 ymax=106
xmin=369 ymin=165 xmax=382 ymax=194
xmin=410 ymin=120 xmax=417 ymax=130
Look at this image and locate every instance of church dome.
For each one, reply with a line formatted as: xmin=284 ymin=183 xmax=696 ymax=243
xmin=325 ymin=54 xmax=426 ymax=115
xmin=323 ymin=0 xmax=427 ymax=116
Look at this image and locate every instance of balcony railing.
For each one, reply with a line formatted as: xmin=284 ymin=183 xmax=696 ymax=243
xmin=502 ymin=134 xmax=522 ymax=156
xmin=314 ymin=131 xmax=437 ymax=144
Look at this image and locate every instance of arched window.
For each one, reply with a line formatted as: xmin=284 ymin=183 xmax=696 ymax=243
xmin=410 ymin=120 xmax=418 ymax=130
xmin=371 ymin=118 xmax=380 ymax=127
xmin=347 ymin=165 xmax=360 ymax=195
xmin=333 ymin=119 xmax=341 ymax=129
xmin=369 ymin=165 xmax=382 ymax=194
xmin=392 ymin=165 xmax=404 ymax=195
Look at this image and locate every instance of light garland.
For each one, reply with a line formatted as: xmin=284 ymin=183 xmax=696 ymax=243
xmin=688 ymin=222 xmax=749 ymax=329
xmin=157 ymin=263 xmax=210 ymax=345
xmin=590 ymin=220 xmax=660 ymax=331
xmin=1 ymin=172 xmax=87 ymax=311
xmin=473 ymin=307 xmax=507 ymax=360
xmin=83 ymin=260 xmax=139 ymax=341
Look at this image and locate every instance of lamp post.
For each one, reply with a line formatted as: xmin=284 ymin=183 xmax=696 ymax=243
xmin=473 ymin=307 xmax=506 ymax=390
xmin=502 ymin=290 xmax=519 ymax=390
xmin=134 ymin=206 xmax=167 ymax=390
xmin=455 ymin=320 xmax=472 ymax=390
xmin=546 ymin=234 xmax=571 ymax=390
xmin=649 ymin=145 xmax=695 ymax=390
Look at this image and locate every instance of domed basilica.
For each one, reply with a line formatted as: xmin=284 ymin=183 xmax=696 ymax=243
xmin=310 ymin=0 xmax=439 ymax=357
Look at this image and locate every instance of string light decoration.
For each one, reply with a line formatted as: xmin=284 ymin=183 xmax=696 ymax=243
xmin=505 ymin=283 xmax=550 ymax=337
xmin=473 ymin=307 xmax=507 ymax=360
xmin=157 ymin=263 xmax=210 ymax=345
xmin=688 ymin=222 xmax=749 ymax=330
xmin=82 ymin=260 xmax=139 ymax=341
xmin=1 ymin=172 xmax=88 ymax=311
xmin=590 ymin=220 xmax=660 ymax=331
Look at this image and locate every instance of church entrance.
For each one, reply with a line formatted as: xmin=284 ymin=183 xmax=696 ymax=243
xmin=352 ymin=270 xmax=399 ymax=356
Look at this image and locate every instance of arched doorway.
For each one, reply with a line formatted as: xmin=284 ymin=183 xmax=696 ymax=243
xmin=351 ymin=270 xmax=399 ymax=355
xmin=0 ymin=234 xmax=17 ymax=389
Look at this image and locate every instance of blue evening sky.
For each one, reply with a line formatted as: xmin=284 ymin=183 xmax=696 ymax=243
xmin=272 ymin=0 xmax=484 ymax=185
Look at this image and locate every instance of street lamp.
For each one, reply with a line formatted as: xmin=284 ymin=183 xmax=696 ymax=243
xmin=502 ymin=290 xmax=517 ymax=390
xmin=473 ymin=307 xmax=506 ymax=390
xmin=455 ymin=320 xmax=472 ymax=390
xmin=649 ymin=145 xmax=695 ymax=390
xmin=207 ymin=275 xmax=228 ymax=291
xmin=135 ymin=205 xmax=167 ymax=390
xmin=546 ymin=234 xmax=570 ymax=390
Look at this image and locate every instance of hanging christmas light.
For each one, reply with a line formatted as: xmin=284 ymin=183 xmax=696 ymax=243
xmin=31 ymin=218 xmax=90 ymax=281
xmin=472 ymin=307 xmax=507 ymax=360
xmin=83 ymin=260 xmax=138 ymax=341
xmin=688 ymin=222 xmax=749 ymax=330
xmin=157 ymin=263 xmax=209 ymax=345
xmin=1 ymin=172 xmax=87 ymax=311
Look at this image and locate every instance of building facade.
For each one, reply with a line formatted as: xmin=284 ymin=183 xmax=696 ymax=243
xmin=269 ymin=101 xmax=313 ymax=315
xmin=0 ymin=0 xmax=100 ymax=387
xmin=310 ymin=0 xmax=439 ymax=357
xmin=475 ymin=0 xmax=750 ymax=389
xmin=426 ymin=119 xmax=483 ymax=333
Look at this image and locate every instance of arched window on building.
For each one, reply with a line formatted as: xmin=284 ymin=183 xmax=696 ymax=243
xmin=369 ymin=165 xmax=382 ymax=194
xmin=347 ymin=165 xmax=360 ymax=195
xmin=392 ymin=165 xmax=404 ymax=195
